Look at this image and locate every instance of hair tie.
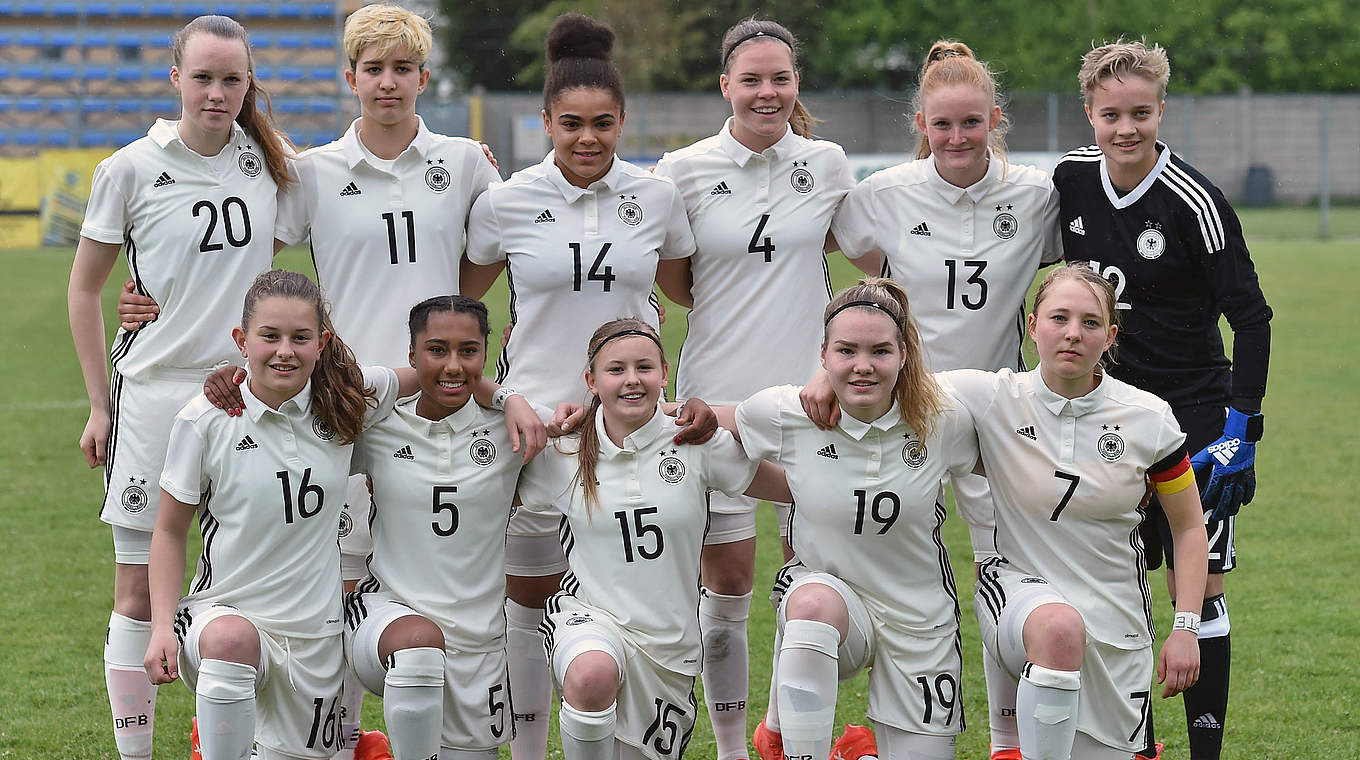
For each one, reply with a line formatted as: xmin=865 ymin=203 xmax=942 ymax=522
xmin=588 ymin=329 xmax=664 ymax=362
xmin=824 ymin=299 xmax=898 ymax=326
xmin=722 ymin=30 xmax=794 ymax=69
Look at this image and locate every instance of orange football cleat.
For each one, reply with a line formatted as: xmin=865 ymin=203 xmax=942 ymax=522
xmin=1134 ymin=742 xmax=1164 ymax=760
xmin=190 ymin=717 xmax=202 ymax=760
xmin=830 ymin=723 xmax=877 ymax=760
xmin=353 ymin=729 xmax=395 ymax=760
xmin=753 ymin=718 xmax=785 ymax=760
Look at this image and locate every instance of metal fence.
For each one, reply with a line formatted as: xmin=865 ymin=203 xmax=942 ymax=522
xmin=419 ymin=91 xmax=1359 ymax=206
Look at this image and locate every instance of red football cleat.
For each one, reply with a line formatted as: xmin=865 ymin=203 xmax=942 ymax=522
xmin=190 ymin=717 xmax=202 ymax=760
xmin=353 ymin=729 xmax=395 ymax=760
xmin=830 ymin=723 xmax=877 ymax=760
xmin=989 ymin=748 xmax=1023 ymax=760
xmin=753 ymin=718 xmax=785 ymax=760
xmin=1134 ymin=742 xmax=1164 ymax=760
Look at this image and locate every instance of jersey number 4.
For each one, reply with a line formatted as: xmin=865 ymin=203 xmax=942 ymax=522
xmin=748 ymin=213 xmax=776 ymax=262
xmin=192 ymin=197 xmax=252 ymax=252
xmin=571 ymin=242 xmax=617 ymax=291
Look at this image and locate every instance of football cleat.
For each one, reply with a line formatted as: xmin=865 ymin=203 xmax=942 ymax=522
xmin=354 ymin=729 xmax=395 ymax=760
xmin=1134 ymin=742 xmax=1164 ymax=760
xmin=830 ymin=723 xmax=878 ymax=760
xmin=989 ymin=749 xmax=1023 ymax=760
xmin=190 ymin=717 xmax=202 ymax=760
xmin=753 ymin=719 xmax=785 ymax=760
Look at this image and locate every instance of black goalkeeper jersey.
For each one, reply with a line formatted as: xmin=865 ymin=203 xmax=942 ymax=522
xmin=1053 ymin=142 xmax=1271 ymax=411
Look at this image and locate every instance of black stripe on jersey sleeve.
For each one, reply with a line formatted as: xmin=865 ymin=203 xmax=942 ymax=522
xmin=1148 ymin=445 xmax=1190 ymax=477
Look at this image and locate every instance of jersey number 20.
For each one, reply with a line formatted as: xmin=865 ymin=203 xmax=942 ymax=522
xmin=192 ymin=197 xmax=252 ymax=252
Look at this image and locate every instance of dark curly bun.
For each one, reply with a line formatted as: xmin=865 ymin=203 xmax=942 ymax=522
xmin=546 ymin=12 xmax=614 ymax=62
xmin=542 ymin=12 xmax=624 ymax=112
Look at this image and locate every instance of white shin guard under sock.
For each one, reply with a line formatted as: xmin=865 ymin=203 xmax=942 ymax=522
xmin=105 ymin=612 xmax=156 ymax=760
xmin=384 ymin=647 xmax=446 ymax=760
xmin=196 ymin=658 xmax=258 ymax=760
xmin=775 ymin=619 xmax=841 ymax=760
xmin=1016 ymin=662 xmax=1081 ymax=760
xmin=983 ymin=644 xmax=1021 ymax=752
xmin=506 ymin=600 xmax=550 ymax=760
xmin=763 ymin=629 xmax=782 ymax=733
xmin=699 ymin=588 xmax=753 ymax=760
xmin=334 ymin=667 xmax=364 ymax=760
xmin=558 ymin=701 xmax=616 ymax=760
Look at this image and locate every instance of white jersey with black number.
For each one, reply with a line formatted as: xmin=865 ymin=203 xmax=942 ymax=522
xmin=519 ymin=406 xmax=757 ymax=675
xmin=465 ymin=155 xmax=696 ymax=408
xmin=832 ymin=154 xmax=1061 ymax=373
xmin=350 ymin=396 xmax=524 ymax=652
xmin=942 ymin=368 xmax=1186 ymax=648
xmin=81 ymin=119 xmax=278 ymax=380
xmin=737 ymin=385 xmax=977 ymax=637
xmin=654 ymin=121 xmax=854 ymax=403
xmin=159 ymin=368 xmax=399 ymax=637
xmin=275 ymin=118 xmax=500 ymax=367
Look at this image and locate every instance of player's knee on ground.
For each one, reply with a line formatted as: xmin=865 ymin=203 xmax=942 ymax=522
xmin=377 ymin=613 xmax=446 ymax=660
xmin=1021 ymin=603 xmax=1085 ymax=671
xmin=198 ymin=614 xmax=262 ymax=667
xmin=785 ymin=582 xmax=850 ymax=639
xmin=562 ymin=651 xmax=621 ymax=711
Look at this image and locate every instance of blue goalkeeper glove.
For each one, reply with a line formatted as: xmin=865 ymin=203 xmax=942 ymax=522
xmin=1189 ymin=408 xmax=1262 ymax=521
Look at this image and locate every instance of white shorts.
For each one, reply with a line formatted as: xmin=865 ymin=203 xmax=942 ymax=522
xmin=974 ymin=561 xmax=1153 ymax=753
xmin=345 ymin=596 xmax=511 ymax=750
xmin=504 ymin=504 xmax=568 ymax=577
xmin=339 ymin=475 xmax=373 ymax=582
xmin=772 ymin=565 xmax=964 ymax=736
xmin=544 ymin=600 xmax=698 ymax=760
xmin=175 ymin=602 xmax=346 ymax=759
xmin=102 ymin=370 xmax=209 ymax=531
xmin=703 ymin=491 xmax=757 ymax=545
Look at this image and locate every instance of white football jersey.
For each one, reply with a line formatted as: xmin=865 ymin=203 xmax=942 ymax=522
xmin=160 ymin=368 xmax=399 ymax=637
xmin=275 ymin=118 xmax=500 ymax=367
xmin=942 ymin=368 xmax=1186 ymax=648
xmin=465 ymin=155 xmax=696 ymax=408
xmin=654 ymin=120 xmax=854 ymax=403
xmin=832 ymin=154 xmax=1061 ymax=372
xmin=81 ymin=119 xmax=278 ymax=380
xmin=518 ymin=406 xmax=757 ymax=674
xmin=737 ymin=386 xmax=977 ymax=637
xmin=351 ymin=396 xmax=524 ymax=653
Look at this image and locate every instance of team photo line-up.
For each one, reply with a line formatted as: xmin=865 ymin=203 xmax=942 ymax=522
xmin=69 ymin=4 xmax=1270 ymax=760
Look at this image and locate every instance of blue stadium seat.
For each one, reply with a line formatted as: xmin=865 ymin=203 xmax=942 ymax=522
xmin=52 ymin=1 xmax=80 ymax=16
xmin=306 ymin=2 xmax=333 ymax=19
xmin=115 ymin=129 xmax=143 ymax=145
xmin=117 ymin=34 xmax=141 ymax=48
xmin=147 ymin=33 xmax=173 ymax=49
xmin=148 ymin=97 xmax=176 ymax=112
xmin=0 ymin=65 xmax=9 ymax=80
xmin=279 ymin=66 xmax=304 ymax=81
xmin=276 ymin=34 xmax=303 ymax=49
xmin=310 ymin=65 xmax=332 ymax=81
xmin=16 ymin=98 xmax=43 ymax=113
xmin=276 ymin=3 xmax=302 ymax=18
xmin=277 ymin=99 xmax=306 ymax=114
xmin=308 ymin=34 xmax=332 ymax=48
xmin=50 ymin=98 xmax=76 ymax=113
xmin=255 ymin=65 xmax=272 ymax=79
xmin=0 ymin=133 xmax=7 ymax=146
xmin=16 ymin=131 xmax=44 ymax=146
xmin=212 ymin=2 xmax=239 ymax=16
xmin=251 ymin=32 xmax=272 ymax=48
xmin=84 ymin=64 xmax=111 ymax=79
xmin=181 ymin=2 xmax=209 ymax=15
xmin=86 ymin=1 xmax=112 ymax=16
xmin=114 ymin=1 xmax=142 ymax=16
xmin=81 ymin=130 xmax=111 ymax=146
xmin=50 ymin=64 xmax=78 ymax=81
xmin=243 ymin=2 xmax=271 ymax=18
xmin=114 ymin=98 xmax=141 ymax=113
xmin=0 ymin=32 xmax=10 ymax=45
xmin=83 ymin=98 xmax=111 ymax=112
xmin=19 ymin=31 xmax=45 ymax=46
xmin=0 ymin=2 xmax=13 ymax=17
xmin=18 ymin=2 xmax=46 ymax=16
xmin=50 ymin=32 xmax=77 ymax=46
xmin=46 ymin=130 xmax=74 ymax=146
xmin=308 ymin=99 xmax=335 ymax=114
xmin=116 ymin=65 xmax=144 ymax=81
xmin=84 ymin=33 xmax=111 ymax=47
xmin=0 ymin=97 xmax=9 ymax=112
xmin=147 ymin=3 xmax=176 ymax=18
xmin=18 ymin=64 xmax=45 ymax=79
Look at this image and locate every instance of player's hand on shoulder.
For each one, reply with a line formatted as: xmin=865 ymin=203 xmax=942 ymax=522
xmin=205 ymin=367 xmax=247 ymax=416
xmin=504 ymin=394 xmax=547 ymax=463
xmin=480 ymin=141 xmax=499 ymax=171
xmin=1157 ymin=629 xmax=1200 ymax=698
xmin=671 ymin=398 xmax=717 ymax=445
xmin=117 ymin=278 xmax=160 ymax=331
xmin=79 ymin=408 xmax=111 ymax=467
xmin=799 ymin=369 xmax=840 ymax=430
xmin=143 ymin=629 xmax=180 ymax=685
xmin=548 ymin=402 xmax=586 ymax=437
xmin=1189 ymin=408 xmax=1260 ymax=520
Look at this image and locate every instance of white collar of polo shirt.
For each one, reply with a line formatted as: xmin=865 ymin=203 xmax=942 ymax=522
xmin=342 ymin=115 xmax=437 ymax=171
xmin=925 ymin=146 xmax=1003 ymax=205
xmin=1100 ymin=140 xmax=1172 ymax=209
xmin=397 ymin=392 xmax=481 ymax=437
xmin=540 ymin=150 xmax=627 ymax=203
xmin=148 ymin=117 xmax=249 ymax=156
xmin=717 ymin=116 xmax=800 ymax=167
xmin=1031 ymin=366 xmax=1109 ymax=418
xmin=835 ymin=401 xmax=903 ymax=442
xmin=594 ymin=401 xmax=670 ymax=459
xmin=240 ymin=372 xmax=314 ymax=423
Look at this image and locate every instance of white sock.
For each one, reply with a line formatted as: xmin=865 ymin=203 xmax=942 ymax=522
xmin=196 ymin=658 xmax=258 ymax=760
xmin=331 ymin=666 xmax=364 ymax=760
xmin=558 ymin=701 xmax=616 ymax=760
xmin=105 ymin=612 xmax=156 ymax=760
xmin=775 ymin=619 xmax=840 ymax=760
xmin=506 ymin=599 xmax=550 ymax=760
xmin=384 ymin=647 xmax=445 ymax=760
xmin=1016 ymin=662 xmax=1081 ymax=760
xmin=699 ymin=588 xmax=753 ymax=760
xmin=763 ymin=629 xmax=782 ymax=733
xmin=983 ymin=644 xmax=1021 ymax=752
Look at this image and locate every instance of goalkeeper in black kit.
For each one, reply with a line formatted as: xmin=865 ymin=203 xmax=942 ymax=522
xmin=1052 ymin=39 xmax=1271 ymax=760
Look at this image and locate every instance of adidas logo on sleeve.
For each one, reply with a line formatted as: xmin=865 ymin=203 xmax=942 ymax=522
xmin=710 ymin=182 xmax=731 ymax=196
xmin=1068 ymin=216 xmax=1085 ymax=236
xmin=393 ymin=445 xmax=415 ymax=460
xmin=339 ymin=182 xmax=361 ymax=197
xmin=235 ymin=436 xmax=258 ymax=451
xmin=910 ymin=222 xmax=931 ymax=237
xmin=816 ymin=443 xmax=839 ymax=460
xmin=534 ymin=209 xmax=555 ymax=224
xmin=152 ymin=171 xmax=175 ymax=187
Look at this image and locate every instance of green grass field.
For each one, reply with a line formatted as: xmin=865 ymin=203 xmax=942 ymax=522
xmin=2 ymin=206 xmax=1356 ymax=758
